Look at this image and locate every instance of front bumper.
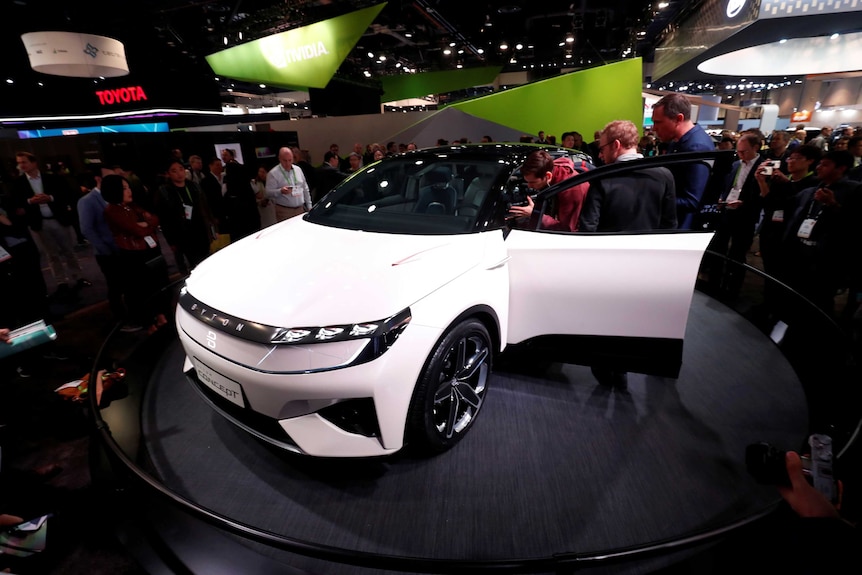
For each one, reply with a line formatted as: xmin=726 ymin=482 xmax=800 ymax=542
xmin=176 ymin=306 xmax=442 ymax=457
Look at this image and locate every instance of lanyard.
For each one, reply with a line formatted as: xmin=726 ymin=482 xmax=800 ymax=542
xmin=805 ymin=198 xmax=822 ymax=220
xmin=176 ymin=185 xmax=192 ymax=205
xmin=278 ymin=165 xmax=295 ymax=185
xmin=732 ymin=161 xmax=749 ymax=187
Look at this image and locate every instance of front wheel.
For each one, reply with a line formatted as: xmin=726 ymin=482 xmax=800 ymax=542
xmin=407 ymin=319 xmax=492 ymax=454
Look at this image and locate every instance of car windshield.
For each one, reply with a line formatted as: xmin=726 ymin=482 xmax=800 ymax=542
xmin=306 ymin=157 xmax=509 ymax=234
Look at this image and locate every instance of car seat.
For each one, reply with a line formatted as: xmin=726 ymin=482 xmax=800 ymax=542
xmin=415 ymin=168 xmax=457 ymax=214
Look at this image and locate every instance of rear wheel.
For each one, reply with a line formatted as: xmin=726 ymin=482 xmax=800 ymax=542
xmin=407 ymin=319 xmax=492 ymax=454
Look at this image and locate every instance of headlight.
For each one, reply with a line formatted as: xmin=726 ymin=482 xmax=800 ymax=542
xmin=179 ymin=290 xmax=411 ymax=349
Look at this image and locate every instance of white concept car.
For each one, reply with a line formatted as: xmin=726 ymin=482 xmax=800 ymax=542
xmin=177 ymin=145 xmax=714 ymax=457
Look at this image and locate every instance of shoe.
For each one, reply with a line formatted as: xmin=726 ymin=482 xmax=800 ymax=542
xmin=591 ymin=366 xmax=628 ymax=389
xmin=75 ymin=278 xmax=93 ymax=288
xmin=119 ymin=324 xmax=143 ymax=333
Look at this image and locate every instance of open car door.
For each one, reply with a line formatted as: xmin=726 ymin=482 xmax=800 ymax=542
xmin=504 ymin=228 xmax=712 ymax=376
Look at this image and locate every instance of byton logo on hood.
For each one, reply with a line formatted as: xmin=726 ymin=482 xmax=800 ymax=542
xmin=726 ymin=0 xmax=746 ymax=18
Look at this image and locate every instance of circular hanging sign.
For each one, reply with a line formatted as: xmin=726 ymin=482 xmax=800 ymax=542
xmin=21 ymin=31 xmax=129 ymax=78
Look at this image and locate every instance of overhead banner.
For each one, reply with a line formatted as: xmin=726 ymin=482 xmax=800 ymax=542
xmin=206 ymin=2 xmax=386 ymax=89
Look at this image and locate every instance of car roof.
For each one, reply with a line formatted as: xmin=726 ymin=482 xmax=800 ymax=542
xmin=386 ymin=143 xmax=591 ymax=164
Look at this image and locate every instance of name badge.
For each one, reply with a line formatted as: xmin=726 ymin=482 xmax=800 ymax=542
xmin=183 ymin=204 xmax=193 ymax=220
xmin=291 ymin=187 xmax=302 ymax=198
xmin=771 ymin=209 xmax=784 ymax=223
xmin=144 ymin=235 xmax=158 ymax=248
xmin=725 ymin=188 xmax=741 ymax=203
xmin=797 ymin=218 xmax=816 ymax=239
xmin=0 ymin=245 xmax=11 ymax=263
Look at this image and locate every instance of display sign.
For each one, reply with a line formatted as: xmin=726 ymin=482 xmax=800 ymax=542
xmin=21 ymin=31 xmax=128 ymax=78
xmin=95 ymin=85 xmax=148 ymax=106
xmin=205 ymin=3 xmax=386 ymax=89
xmin=791 ymin=110 xmax=812 ymax=123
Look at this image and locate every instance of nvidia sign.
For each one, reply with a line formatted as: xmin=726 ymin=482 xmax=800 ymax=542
xmin=206 ymin=3 xmax=386 ymax=89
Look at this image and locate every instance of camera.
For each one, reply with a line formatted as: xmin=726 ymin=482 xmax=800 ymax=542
xmin=507 ymin=183 xmax=531 ymax=208
xmin=745 ymin=435 xmax=837 ymax=502
xmin=761 ymin=159 xmax=782 ymax=176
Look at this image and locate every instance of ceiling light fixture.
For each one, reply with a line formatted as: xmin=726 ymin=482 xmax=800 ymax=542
xmin=515 ymin=43 xmax=523 ymax=50
xmin=500 ymin=42 xmax=508 ymax=50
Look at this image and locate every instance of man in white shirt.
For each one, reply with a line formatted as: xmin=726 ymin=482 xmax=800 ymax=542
xmin=265 ymin=147 xmax=311 ymax=222
xmin=710 ymin=131 xmax=764 ymax=299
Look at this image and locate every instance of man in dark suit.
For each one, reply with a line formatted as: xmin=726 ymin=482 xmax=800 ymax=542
xmin=782 ymin=150 xmax=861 ymax=316
xmin=314 ymin=151 xmax=347 ymax=204
xmin=578 ymin=120 xmax=677 ymax=232
xmin=708 ymin=131 xmax=764 ymax=299
xmin=577 ymin=120 xmax=677 ymax=391
xmin=220 ymin=149 xmax=260 ymax=241
xmin=8 ymin=152 xmax=89 ymax=297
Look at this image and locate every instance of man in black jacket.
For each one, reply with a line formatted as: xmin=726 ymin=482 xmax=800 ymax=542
xmin=782 ymin=150 xmax=861 ymax=316
xmin=709 ymin=131 xmax=764 ymax=300
xmin=577 ymin=120 xmax=676 ymax=232
xmin=220 ymin=149 xmax=260 ymax=241
xmin=8 ymin=152 xmax=89 ymax=297
xmin=314 ymin=151 xmax=347 ymax=204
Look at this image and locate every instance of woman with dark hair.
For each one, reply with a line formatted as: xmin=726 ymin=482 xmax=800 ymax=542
xmin=102 ymin=174 xmax=169 ymax=334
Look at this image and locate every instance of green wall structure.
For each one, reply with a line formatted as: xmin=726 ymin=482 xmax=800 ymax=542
xmin=380 ymin=67 xmax=502 ymax=103
xmin=450 ymin=59 xmax=644 ymax=140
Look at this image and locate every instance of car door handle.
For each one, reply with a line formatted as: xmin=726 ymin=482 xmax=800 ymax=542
xmin=486 ymin=256 xmax=510 ymax=271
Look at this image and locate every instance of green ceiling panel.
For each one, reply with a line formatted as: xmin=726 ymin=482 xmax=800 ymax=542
xmin=205 ymin=3 xmax=387 ymax=89
xmin=450 ymin=59 xmax=644 ymax=141
xmin=380 ymin=67 xmax=503 ymax=103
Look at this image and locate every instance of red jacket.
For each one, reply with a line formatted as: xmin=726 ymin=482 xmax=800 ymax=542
xmin=540 ymin=157 xmax=589 ymax=232
xmin=105 ymin=203 xmax=160 ymax=251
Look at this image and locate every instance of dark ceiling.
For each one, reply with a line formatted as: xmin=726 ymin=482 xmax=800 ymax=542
xmin=2 ymin=0 xmax=686 ymax=99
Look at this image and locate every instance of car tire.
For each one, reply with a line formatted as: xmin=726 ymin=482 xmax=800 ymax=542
xmin=407 ymin=318 xmax=492 ymax=454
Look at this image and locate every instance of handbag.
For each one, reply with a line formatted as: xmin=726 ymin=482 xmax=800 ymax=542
xmin=210 ymin=233 xmax=231 ymax=253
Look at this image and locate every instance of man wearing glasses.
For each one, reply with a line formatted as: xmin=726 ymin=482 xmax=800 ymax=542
xmin=577 ymin=120 xmax=676 ymax=232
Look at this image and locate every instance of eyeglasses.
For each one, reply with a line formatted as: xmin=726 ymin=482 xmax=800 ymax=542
xmin=598 ymin=141 xmax=616 ymax=153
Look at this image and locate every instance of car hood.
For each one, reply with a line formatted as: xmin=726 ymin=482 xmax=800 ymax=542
xmin=185 ymin=217 xmax=486 ymax=327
